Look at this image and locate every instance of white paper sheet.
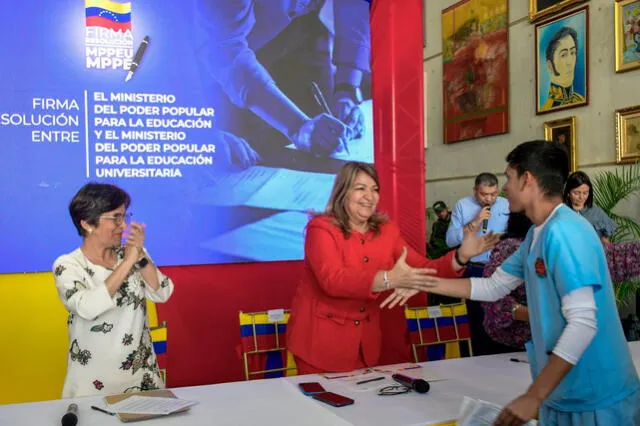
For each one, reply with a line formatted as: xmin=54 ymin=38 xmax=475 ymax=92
xmin=193 ymin=166 xmax=335 ymax=212
xmin=106 ymin=395 xmax=197 ymax=415
xmin=284 ymin=100 xmax=374 ymax=164
xmin=457 ymin=397 xmax=537 ymax=426
xmin=200 ymin=211 xmax=309 ymax=261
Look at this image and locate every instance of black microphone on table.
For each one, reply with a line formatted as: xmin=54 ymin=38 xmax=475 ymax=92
xmin=61 ymin=403 xmax=78 ymax=426
xmin=391 ymin=373 xmax=430 ymax=394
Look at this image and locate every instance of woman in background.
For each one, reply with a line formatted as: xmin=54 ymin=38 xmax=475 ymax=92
xmin=481 ymin=212 xmax=533 ymax=350
xmin=53 ymin=183 xmax=174 ymax=397
xmin=563 ymin=171 xmax=616 ymax=244
xmin=286 ymin=162 xmax=498 ymax=374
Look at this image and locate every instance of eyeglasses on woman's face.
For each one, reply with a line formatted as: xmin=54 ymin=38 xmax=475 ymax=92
xmin=100 ymin=212 xmax=132 ymax=226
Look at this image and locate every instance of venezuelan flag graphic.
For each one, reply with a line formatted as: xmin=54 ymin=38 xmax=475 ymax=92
xmin=85 ymin=0 xmax=132 ymax=32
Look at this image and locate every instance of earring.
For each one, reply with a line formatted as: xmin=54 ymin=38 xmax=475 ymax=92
xmin=87 ymin=228 xmax=93 ymax=234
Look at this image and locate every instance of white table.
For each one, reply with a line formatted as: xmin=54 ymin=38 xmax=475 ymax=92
xmin=1 ymin=342 xmax=638 ymax=426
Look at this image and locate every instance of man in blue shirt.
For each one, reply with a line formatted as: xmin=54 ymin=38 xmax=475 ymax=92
xmin=446 ymin=172 xmax=510 ymax=271
xmin=446 ymin=173 xmax=510 ymax=355
xmin=194 ymin=0 xmax=370 ymax=168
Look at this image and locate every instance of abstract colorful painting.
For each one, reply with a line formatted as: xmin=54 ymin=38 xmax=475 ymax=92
xmin=442 ymin=0 xmax=509 ymax=144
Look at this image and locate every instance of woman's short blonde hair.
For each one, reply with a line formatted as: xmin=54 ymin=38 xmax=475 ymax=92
xmin=321 ymin=162 xmax=387 ymax=237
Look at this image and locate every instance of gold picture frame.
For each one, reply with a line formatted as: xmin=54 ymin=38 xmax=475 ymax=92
xmin=614 ymin=0 xmax=640 ymax=72
xmin=615 ymin=105 xmax=640 ymax=164
xmin=544 ymin=116 xmax=577 ymax=172
xmin=529 ymin=0 xmax=588 ymax=23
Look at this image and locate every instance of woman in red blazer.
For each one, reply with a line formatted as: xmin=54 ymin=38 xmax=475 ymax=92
xmin=286 ymin=162 xmax=498 ymax=373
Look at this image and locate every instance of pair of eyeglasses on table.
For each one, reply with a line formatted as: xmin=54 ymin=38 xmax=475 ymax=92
xmin=377 ymin=385 xmax=411 ymax=396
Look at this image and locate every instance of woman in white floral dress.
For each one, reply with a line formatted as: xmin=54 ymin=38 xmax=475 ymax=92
xmin=53 ymin=183 xmax=174 ymax=398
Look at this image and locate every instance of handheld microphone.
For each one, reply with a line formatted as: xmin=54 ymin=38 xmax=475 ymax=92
xmin=391 ymin=373 xmax=430 ymax=393
xmin=482 ymin=204 xmax=490 ymax=233
xmin=61 ymin=403 xmax=78 ymax=426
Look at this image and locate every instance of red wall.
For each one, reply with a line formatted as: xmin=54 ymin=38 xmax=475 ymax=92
xmin=158 ymin=0 xmax=427 ymax=388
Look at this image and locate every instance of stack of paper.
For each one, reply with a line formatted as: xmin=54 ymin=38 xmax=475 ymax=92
xmin=106 ymin=395 xmax=197 ymax=415
xmin=457 ymin=397 xmax=537 ymax=426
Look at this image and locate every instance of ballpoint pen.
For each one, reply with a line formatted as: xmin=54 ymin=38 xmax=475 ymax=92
xmin=356 ymin=376 xmax=385 ymax=385
xmin=509 ymin=358 xmax=529 ymax=363
xmin=311 ymin=81 xmax=351 ymax=155
xmin=91 ymin=405 xmax=115 ymax=416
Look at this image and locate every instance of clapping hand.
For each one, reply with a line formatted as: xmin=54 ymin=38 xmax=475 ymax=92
xmin=123 ymin=221 xmax=146 ymax=264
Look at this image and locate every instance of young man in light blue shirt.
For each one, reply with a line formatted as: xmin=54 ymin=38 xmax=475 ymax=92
xmin=385 ymin=141 xmax=639 ymax=425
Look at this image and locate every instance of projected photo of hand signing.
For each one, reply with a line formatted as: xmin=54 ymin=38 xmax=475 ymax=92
xmin=0 ymin=0 xmax=373 ymax=273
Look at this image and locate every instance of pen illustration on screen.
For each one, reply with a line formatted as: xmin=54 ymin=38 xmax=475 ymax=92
xmin=126 ymin=36 xmax=150 ymax=82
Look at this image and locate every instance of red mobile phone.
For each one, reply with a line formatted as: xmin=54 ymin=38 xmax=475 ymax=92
xmin=298 ymin=382 xmax=326 ymax=395
xmin=312 ymin=392 xmax=355 ymax=407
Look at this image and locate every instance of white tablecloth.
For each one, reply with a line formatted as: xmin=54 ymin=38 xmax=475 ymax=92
xmin=1 ymin=342 xmax=638 ymax=426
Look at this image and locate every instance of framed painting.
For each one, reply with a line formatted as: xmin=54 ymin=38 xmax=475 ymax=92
xmin=615 ymin=0 xmax=640 ymax=72
xmin=535 ymin=6 xmax=589 ymax=115
xmin=615 ymin=105 xmax=640 ymax=164
xmin=529 ymin=0 xmax=588 ymax=23
xmin=441 ymin=0 xmax=509 ymax=144
xmin=544 ymin=116 xmax=577 ymax=172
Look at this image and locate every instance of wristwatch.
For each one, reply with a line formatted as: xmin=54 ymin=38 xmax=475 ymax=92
xmin=333 ymin=83 xmax=363 ymax=104
xmin=454 ymin=249 xmax=469 ymax=267
xmin=136 ymin=257 xmax=149 ymax=269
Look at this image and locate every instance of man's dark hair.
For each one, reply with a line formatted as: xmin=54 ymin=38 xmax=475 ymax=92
xmin=545 ymin=27 xmax=578 ymax=77
xmin=563 ymin=171 xmax=594 ymax=208
xmin=474 ymin=172 xmax=499 ymax=187
xmin=69 ymin=183 xmax=131 ymax=236
xmin=505 ymin=140 xmax=569 ymax=198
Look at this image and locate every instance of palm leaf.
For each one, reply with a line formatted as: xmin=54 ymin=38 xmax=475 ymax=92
xmin=592 ymin=162 xmax=640 ymax=243
xmin=610 ymin=214 xmax=640 ymax=242
xmin=592 ymin=162 xmax=640 ymax=214
xmin=614 ymin=279 xmax=640 ymax=307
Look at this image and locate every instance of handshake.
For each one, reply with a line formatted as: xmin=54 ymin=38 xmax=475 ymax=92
xmin=380 ymin=226 xmax=500 ymax=309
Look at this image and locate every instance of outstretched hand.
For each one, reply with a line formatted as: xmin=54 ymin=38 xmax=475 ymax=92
xmin=389 ymin=247 xmax=439 ymax=288
xmin=380 ymin=288 xmax=420 ymax=309
xmin=377 ymin=247 xmax=440 ymax=309
xmin=459 ymin=221 xmax=500 ymax=261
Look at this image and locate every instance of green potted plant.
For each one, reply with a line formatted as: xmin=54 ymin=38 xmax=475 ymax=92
xmin=592 ymin=162 xmax=640 ymax=306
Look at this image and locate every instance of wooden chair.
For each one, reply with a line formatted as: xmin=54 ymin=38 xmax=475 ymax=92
xmin=404 ymin=301 xmax=473 ymax=363
xmin=238 ymin=310 xmax=297 ymax=380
